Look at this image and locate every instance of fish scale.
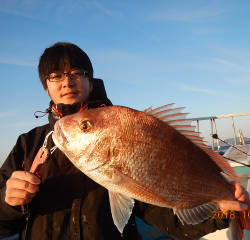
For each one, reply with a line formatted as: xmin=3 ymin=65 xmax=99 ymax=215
xmin=110 ymin=138 xmax=231 ymax=208
xmin=52 ymin=104 xmax=246 ymax=239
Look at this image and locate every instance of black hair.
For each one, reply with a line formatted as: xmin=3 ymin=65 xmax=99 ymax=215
xmin=38 ymin=42 xmax=93 ymax=90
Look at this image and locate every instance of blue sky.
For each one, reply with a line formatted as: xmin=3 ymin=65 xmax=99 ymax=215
xmin=1 ymin=0 xmax=250 ymax=164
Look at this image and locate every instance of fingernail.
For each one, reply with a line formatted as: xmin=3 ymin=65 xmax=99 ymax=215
xmin=35 ymin=178 xmax=41 ymax=183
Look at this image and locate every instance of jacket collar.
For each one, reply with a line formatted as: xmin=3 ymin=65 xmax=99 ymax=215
xmin=48 ymin=100 xmax=112 ymax=129
xmin=48 ymin=78 xmax=113 ymax=128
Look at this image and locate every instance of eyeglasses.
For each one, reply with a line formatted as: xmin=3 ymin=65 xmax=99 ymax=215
xmin=46 ymin=69 xmax=88 ymax=82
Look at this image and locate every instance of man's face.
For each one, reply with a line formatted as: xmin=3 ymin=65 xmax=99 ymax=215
xmin=46 ymin=67 xmax=93 ymax=104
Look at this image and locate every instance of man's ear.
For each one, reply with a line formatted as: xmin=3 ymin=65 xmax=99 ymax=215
xmin=90 ymin=82 xmax=93 ymax=92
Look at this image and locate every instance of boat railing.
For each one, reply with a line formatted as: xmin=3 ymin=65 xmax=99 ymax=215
xmin=188 ymin=112 xmax=250 ymax=150
xmin=239 ymin=129 xmax=245 ymax=145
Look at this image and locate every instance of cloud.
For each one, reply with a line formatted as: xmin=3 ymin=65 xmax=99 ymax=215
xmin=226 ymin=76 xmax=250 ymax=86
xmin=92 ymin=50 xmax=168 ymax=80
xmin=0 ymin=121 xmax=46 ymax=127
xmin=0 ymin=0 xmax=161 ymax=43
xmin=9 ymin=122 xmax=40 ymax=127
xmin=0 ymin=52 xmax=36 ymax=67
xmin=92 ymin=1 xmax=124 ymax=20
xmin=0 ymin=110 xmax=20 ymax=118
xmin=130 ymin=24 xmax=161 ymax=43
xmin=91 ymin=1 xmax=161 ymax=43
xmin=0 ymin=0 xmax=124 ymax=24
xmin=177 ymin=83 xmax=250 ymax=102
xmin=147 ymin=3 xmax=229 ymax=22
xmin=214 ymin=58 xmax=250 ymax=73
xmin=0 ymin=0 xmax=44 ymax=19
xmin=0 ymin=0 xmax=90 ymax=23
xmin=177 ymin=83 xmax=230 ymax=96
xmin=194 ymin=28 xmax=228 ymax=35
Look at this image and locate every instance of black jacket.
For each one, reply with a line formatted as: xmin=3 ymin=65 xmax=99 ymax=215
xmin=0 ymin=79 xmax=229 ymax=240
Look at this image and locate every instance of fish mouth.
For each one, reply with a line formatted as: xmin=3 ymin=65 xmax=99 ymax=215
xmin=52 ymin=122 xmax=68 ymax=151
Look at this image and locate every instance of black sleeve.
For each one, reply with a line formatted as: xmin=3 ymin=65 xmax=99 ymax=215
xmin=0 ymin=135 xmax=27 ymax=238
xmin=135 ymin=201 xmax=229 ymax=240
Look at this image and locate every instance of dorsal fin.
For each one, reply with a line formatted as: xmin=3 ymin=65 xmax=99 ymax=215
xmin=152 ymin=107 xmax=186 ymax=118
xmin=143 ymin=103 xmax=175 ymax=114
xmin=143 ymin=104 xmax=239 ymax=181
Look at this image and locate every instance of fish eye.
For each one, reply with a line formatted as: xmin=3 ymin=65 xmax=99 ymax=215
xmin=80 ymin=120 xmax=92 ymax=132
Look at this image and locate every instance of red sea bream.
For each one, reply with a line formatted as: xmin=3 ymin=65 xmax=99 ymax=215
xmin=52 ymin=104 xmax=246 ymax=240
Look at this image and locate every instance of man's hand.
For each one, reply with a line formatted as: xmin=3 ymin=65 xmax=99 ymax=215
xmin=5 ymin=171 xmax=40 ymax=206
xmin=219 ymin=181 xmax=250 ymax=212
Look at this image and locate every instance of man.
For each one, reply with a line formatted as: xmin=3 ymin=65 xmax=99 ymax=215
xmin=0 ymin=42 xmax=249 ymax=240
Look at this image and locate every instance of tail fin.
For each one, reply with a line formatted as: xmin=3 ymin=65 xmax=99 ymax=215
xmin=229 ymin=212 xmax=244 ymax=240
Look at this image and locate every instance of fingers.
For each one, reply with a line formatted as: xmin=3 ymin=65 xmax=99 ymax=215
xmin=7 ymin=177 xmax=39 ymax=194
xmin=11 ymin=171 xmax=41 ymax=185
xmin=231 ymin=181 xmax=250 ymax=204
xmin=5 ymin=171 xmax=40 ymax=206
xmin=6 ymin=190 xmax=37 ymax=206
xmin=219 ymin=181 xmax=250 ymax=213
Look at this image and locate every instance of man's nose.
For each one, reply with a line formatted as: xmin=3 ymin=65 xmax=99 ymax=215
xmin=62 ymin=74 xmax=75 ymax=87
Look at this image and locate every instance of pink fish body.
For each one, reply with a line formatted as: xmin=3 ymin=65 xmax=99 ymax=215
xmin=52 ymin=104 xmax=244 ymax=239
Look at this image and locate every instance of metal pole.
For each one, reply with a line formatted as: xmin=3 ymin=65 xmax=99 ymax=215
xmin=238 ymin=130 xmax=245 ymax=145
xmin=211 ymin=119 xmax=214 ymax=150
xmin=212 ymin=119 xmax=220 ymax=151
xmin=242 ymin=130 xmax=245 ymax=145
xmin=231 ymin=116 xmax=237 ymax=146
xmin=197 ymin=120 xmax=199 ymax=132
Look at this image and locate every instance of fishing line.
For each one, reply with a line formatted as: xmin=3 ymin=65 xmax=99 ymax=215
xmin=212 ymin=134 xmax=250 ymax=157
xmin=211 ymin=134 xmax=250 ymax=168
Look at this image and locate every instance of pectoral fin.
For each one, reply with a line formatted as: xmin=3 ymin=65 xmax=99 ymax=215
xmin=107 ymin=168 xmax=173 ymax=233
xmin=109 ymin=167 xmax=173 ymax=207
xmin=109 ymin=191 xmax=134 ymax=233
